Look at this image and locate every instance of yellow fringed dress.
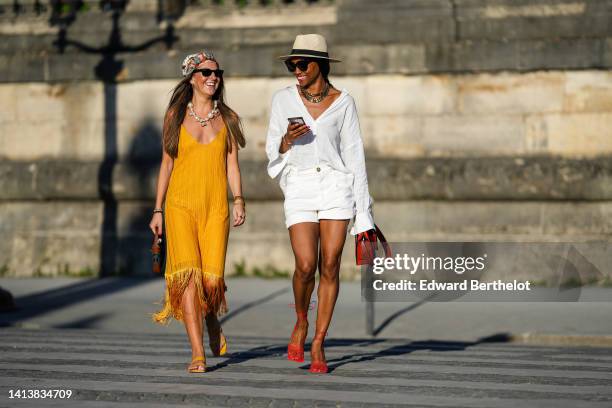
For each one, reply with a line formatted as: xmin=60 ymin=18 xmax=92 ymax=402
xmin=152 ymin=124 xmax=229 ymax=325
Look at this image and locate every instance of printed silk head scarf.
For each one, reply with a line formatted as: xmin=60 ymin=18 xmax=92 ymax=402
xmin=181 ymin=50 xmax=217 ymax=77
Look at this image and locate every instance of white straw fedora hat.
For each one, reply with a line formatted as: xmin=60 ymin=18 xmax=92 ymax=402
xmin=278 ymin=34 xmax=341 ymax=62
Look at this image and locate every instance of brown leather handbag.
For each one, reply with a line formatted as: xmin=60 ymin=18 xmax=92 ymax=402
xmin=151 ymin=234 xmax=163 ymax=274
xmin=355 ymin=224 xmax=392 ymax=265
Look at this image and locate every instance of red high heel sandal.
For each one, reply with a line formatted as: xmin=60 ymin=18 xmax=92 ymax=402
xmin=309 ymin=331 xmax=328 ymax=374
xmin=287 ymin=311 xmax=308 ymax=362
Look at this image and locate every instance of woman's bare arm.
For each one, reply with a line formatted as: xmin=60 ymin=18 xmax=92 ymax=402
xmin=227 ymin=137 xmax=245 ymax=227
xmin=154 ymin=149 xmax=174 ymax=209
xmin=149 ymin=148 xmax=173 ymax=236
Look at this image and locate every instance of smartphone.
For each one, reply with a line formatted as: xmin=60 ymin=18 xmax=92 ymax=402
xmin=288 ymin=117 xmax=306 ymax=126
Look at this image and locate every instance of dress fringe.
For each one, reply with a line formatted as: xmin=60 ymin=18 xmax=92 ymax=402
xmin=152 ymin=267 xmax=227 ymax=325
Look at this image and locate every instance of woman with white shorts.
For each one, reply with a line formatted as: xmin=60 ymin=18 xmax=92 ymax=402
xmin=266 ymin=34 xmax=374 ymax=374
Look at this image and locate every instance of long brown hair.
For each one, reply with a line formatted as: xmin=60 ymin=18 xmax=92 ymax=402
xmin=163 ymin=61 xmax=246 ymax=158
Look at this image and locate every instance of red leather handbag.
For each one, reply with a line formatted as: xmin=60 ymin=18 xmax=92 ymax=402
xmin=355 ymin=224 xmax=392 ymax=265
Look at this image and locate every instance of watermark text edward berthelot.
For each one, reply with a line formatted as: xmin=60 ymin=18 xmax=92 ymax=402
xmin=372 ymin=279 xmax=531 ymax=292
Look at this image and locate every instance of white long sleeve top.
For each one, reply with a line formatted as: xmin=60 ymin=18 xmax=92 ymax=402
xmin=265 ymin=85 xmax=374 ymax=235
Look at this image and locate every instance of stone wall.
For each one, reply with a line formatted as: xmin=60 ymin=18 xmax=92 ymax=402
xmin=2 ymin=71 xmax=612 ymax=161
xmin=2 ymin=71 xmax=612 ymax=192
xmin=2 ymin=0 xmax=612 ymax=81
xmin=0 ymin=0 xmax=611 ymax=279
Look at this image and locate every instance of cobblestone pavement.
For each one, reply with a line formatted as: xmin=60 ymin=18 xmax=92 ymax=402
xmin=1 ymin=328 xmax=612 ymax=407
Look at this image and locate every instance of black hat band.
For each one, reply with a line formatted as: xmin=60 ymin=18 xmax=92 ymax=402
xmin=289 ymin=49 xmax=330 ymax=58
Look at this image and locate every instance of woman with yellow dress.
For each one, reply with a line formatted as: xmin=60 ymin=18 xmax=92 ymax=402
xmin=149 ymin=50 xmax=246 ymax=373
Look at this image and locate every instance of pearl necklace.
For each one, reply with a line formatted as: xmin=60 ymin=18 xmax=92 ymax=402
xmin=188 ymin=101 xmax=219 ymax=127
xmin=300 ymin=82 xmax=330 ymax=103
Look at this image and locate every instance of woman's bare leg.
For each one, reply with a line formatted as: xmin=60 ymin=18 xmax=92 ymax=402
xmin=312 ymin=219 xmax=349 ymax=363
xmin=182 ymin=275 xmax=205 ymax=365
xmin=288 ymin=222 xmax=319 ymax=346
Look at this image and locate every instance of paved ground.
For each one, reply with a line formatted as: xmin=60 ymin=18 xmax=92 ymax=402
xmin=1 ymin=328 xmax=611 ymax=407
xmin=1 ymin=278 xmax=612 ymax=341
xmin=1 ymin=277 xmax=611 ymax=407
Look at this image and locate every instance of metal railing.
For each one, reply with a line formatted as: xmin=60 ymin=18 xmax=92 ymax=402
xmin=0 ymin=1 xmax=127 ymax=18
xmin=0 ymin=0 xmax=331 ymax=17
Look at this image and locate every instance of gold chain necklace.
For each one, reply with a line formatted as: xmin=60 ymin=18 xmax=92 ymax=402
xmin=300 ymin=82 xmax=330 ymax=103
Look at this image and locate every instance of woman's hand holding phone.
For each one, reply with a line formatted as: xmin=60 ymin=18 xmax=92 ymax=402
xmin=285 ymin=123 xmax=310 ymax=143
xmin=284 ymin=117 xmax=310 ymax=145
xmin=279 ymin=117 xmax=309 ymax=153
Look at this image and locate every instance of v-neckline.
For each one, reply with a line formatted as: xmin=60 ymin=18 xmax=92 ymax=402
xmin=293 ymin=85 xmax=347 ymax=122
xmin=182 ymin=124 xmax=225 ymax=146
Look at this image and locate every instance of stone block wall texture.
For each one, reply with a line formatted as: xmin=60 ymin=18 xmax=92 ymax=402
xmin=0 ymin=0 xmax=611 ymax=279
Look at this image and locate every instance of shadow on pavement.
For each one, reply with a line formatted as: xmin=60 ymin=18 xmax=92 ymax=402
xmin=205 ymin=332 xmax=512 ymax=373
xmin=0 ymin=277 xmax=155 ymax=326
xmin=372 ymin=295 xmax=434 ymax=337
xmin=324 ymin=333 xmax=512 ymax=373
xmin=205 ymin=338 xmax=389 ymax=372
xmin=206 ymin=343 xmax=288 ymax=373
xmin=53 ymin=312 xmax=115 ymax=329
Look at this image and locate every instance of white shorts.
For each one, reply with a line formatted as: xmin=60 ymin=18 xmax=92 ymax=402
xmin=282 ymin=164 xmax=355 ymax=229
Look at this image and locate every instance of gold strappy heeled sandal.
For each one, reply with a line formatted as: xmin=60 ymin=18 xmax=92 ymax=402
xmin=209 ymin=330 xmax=227 ymax=357
xmin=207 ymin=315 xmax=227 ymax=357
xmin=187 ymin=356 xmax=206 ymax=373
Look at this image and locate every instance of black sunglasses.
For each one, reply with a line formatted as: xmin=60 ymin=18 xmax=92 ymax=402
xmin=285 ymin=59 xmax=312 ymax=73
xmin=193 ymin=68 xmax=224 ymax=78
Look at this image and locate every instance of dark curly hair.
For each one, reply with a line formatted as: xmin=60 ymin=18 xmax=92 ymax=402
xmin=314 ymin=59 xmax=331 ymax=83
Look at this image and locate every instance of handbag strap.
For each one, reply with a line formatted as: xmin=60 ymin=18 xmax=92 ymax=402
xmin=357 ymin=229 xmax=375 ymax=243
xmin=374 ymin=224 xmax=392 ymax=258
